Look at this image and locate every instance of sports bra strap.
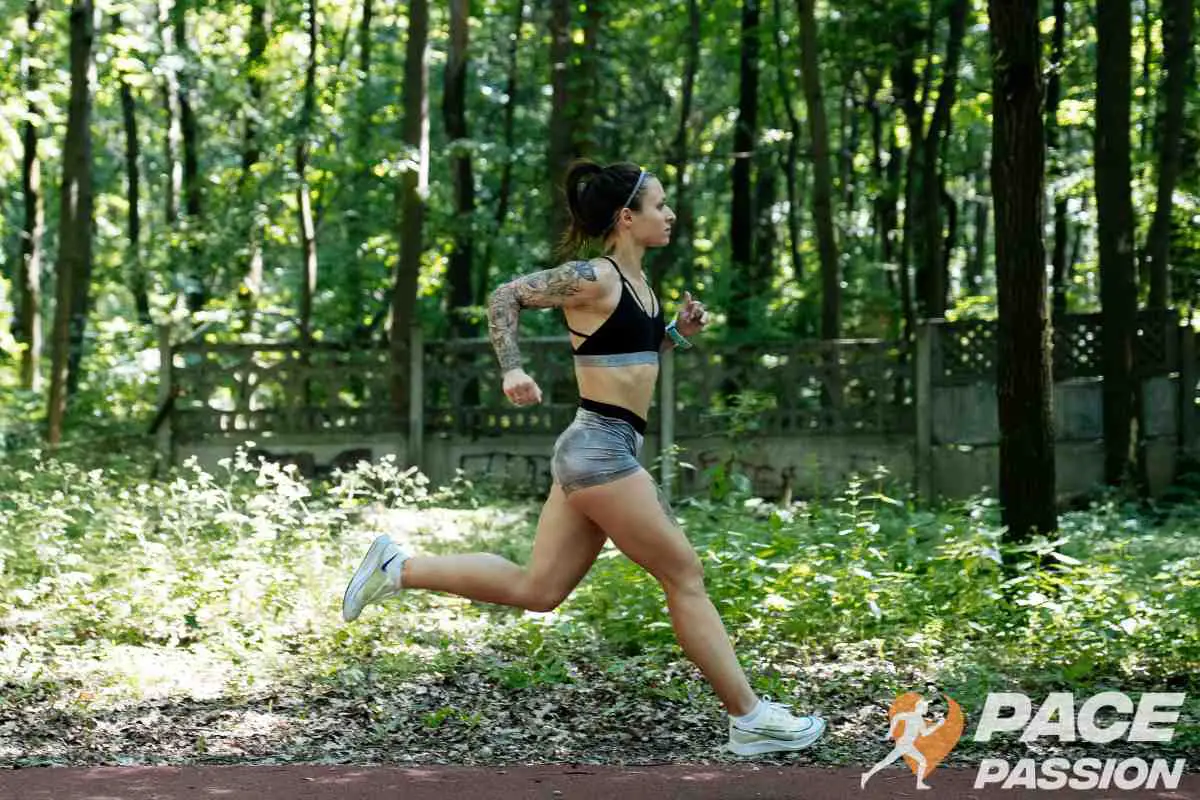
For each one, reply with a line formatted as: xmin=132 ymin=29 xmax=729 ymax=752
xmin=603 ymin=255 xmax=657 ymax=316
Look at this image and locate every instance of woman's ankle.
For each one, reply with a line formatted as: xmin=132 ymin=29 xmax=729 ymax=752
xmin=729 ymin=695 xmax=762 ymax=719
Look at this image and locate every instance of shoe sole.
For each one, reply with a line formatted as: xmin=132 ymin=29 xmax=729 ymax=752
xmin=727 ymin=718 xmax=826 ymax=756
xmin=342 ymin=534 xmax=393 ymax=622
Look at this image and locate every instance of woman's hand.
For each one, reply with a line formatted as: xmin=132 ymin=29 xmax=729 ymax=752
xmin=502 ymin=368 xmax=543 ymax=406
xmin=674 ymin=291 xmax=710 ymax=338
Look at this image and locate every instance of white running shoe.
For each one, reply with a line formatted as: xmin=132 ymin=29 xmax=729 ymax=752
xmin=341 ymin=533 xmax=409 ymax=622
xmin=727 ymin=697 xmax=827 ymax=756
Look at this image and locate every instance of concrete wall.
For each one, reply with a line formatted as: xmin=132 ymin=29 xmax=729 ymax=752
xmin=927 ymin=375 xmax=1179 ymax=499
xmin=176 ymin=430 xmax=916 ymax=501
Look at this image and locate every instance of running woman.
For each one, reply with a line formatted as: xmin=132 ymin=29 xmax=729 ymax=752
xmin=342 ymin=160 xmax=825 ymax=756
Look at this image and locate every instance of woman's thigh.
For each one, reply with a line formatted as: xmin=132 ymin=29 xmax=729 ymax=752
xmin=523 ymin=482 xmax=608 ymax=609
xmin=564 ymin=469 xmax=703 ymax=588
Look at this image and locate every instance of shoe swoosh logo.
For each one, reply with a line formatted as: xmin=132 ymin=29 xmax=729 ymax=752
xmin=734 ymin=721 xmax=820 ymax=735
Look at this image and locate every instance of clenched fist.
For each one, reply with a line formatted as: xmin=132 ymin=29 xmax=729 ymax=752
xmin=503 ymin=368 xmax=543 ymax=406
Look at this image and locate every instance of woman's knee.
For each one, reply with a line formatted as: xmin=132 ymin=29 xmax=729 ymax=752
xmin=656 ymin=552 xmax=706 ymax=594
xmin=519 ymin=579 xmax=568 ymax=613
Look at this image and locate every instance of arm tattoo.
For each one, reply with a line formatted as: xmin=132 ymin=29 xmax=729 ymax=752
xmin=487 ymin=261 xmax=598 ymax=372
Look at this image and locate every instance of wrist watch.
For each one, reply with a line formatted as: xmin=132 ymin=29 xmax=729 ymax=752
xmin=666 ymin=320 xmax=693 ymax=349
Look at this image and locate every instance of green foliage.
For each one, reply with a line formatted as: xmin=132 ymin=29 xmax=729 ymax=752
xmin=0 ymin=447 xmax=1196 ymax=762
xmin=497 ymin=479 xmax=1199 ymax=690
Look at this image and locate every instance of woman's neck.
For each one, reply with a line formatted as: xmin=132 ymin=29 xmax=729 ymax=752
xmin=605 ymin=240 xmax=647 ymax=280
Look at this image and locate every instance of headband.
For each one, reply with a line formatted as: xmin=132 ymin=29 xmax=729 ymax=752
xmin=621 ymin=168 xmax=648 ymax=210
xmin=603 ymin=168 xmax=648 ymax=234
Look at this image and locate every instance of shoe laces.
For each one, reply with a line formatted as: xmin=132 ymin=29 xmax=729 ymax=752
xmin=759 ymin=696 xmax=794 ymax=721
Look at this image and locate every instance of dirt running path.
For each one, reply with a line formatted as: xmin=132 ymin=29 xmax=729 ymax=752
xmin=1 ymin=764 xmax=1197 ymax=799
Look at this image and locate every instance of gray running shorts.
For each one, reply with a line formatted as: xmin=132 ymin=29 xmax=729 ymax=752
xmin=551 ymin=408 xmax=645 ymax=494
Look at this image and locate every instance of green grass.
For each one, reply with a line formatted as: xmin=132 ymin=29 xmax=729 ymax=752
xmin=1 ymin=443 xmax=1197 ymax=765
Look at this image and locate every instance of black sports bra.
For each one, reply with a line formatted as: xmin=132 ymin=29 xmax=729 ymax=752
xmin=565 ymin=256 xmax=665 ymax=365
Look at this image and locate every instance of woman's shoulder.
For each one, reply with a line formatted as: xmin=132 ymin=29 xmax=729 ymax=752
xmin=556 ymin=256 xmax=619 ymax=287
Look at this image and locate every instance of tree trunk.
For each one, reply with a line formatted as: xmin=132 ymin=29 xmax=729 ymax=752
xmin=48 ymin=0 xmax=95 ymax=444
xmin=477 ymin=0 xmax=524 ymax=309
xmin=347 ymin=0 xmax=373 ymax=338
xmin=17 ymin=0 xmax=44 ymax=392
xmin=940 ymin=182 xmax=958 ymax=296
xmin=1141 ymin=0 xmax=1154 ymax=157
xmin=916 ymin=0 xmax=968 ymax=318
xmin=297 ymin=0 xmax=318 ymax=347
xmin=1145 ymin=0 xmax=1193 ymax=309
xmin=728 ymin=0 xmax=760 ymax=332
xmin=115 ymin=14 xmax=149 ymax=326
xmin=445 ymin=0 xmax=476 ymax=339
xmin=172 ymin=0 xmax=203 ymax=313
xmin=547 ymin=0 xmax=572 ymax=248
xmin=989 ymin=0 xmax=1057 ymax=544
xmin=663 ymin=0 xmax=700 ymax=292
xmin=753 ymin=149 xmax=777 ymax=299
xmin=390 ymin=0 xmax=428 ymax=411
xmin=240 ymin=0 xmax=267 ymax=327
xmin=877 ymin=95 xmax=904 ymax=338
xmin=866 ymin=74 xmax=885 ymax=269
xmin=838 ymin=74 xmax=852 ymax=207
xmin=895 ymin=23 xmax=922 ymax=342
xmin=158 ymin=0 xmax=180 ymax=228
xmin=967 ymin=160 xmax=989 ymax=296
xmin=796 ymin=0 xmax=839 ymax=339
xmin=773 ymin=0 xmax=803 ymax=295
xmin=1048 ymin=0 xmax=1069 ymax=319
xmin=572 ymin=1 xmax=602 ymax=158
xmin=1096 ymin=0 xmax=1138 ymax=486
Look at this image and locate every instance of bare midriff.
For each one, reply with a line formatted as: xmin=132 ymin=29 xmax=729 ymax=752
xmin=573 ymin=361 xmax=659 ymax=421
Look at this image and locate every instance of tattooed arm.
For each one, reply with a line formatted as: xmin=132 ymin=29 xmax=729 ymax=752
xmin=487 ymin=259 xmax=605 ymax=373
xmin=487 ymin=259 xmax=608 ymax=405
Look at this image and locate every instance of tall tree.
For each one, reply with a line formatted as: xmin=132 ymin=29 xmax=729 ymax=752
xmin=797 ymin=0 xmax=839 ymax=339
xmin=47 ymin=0 xmax=96 ymax=444
xmin=1144 ymin=0 xmax=1194 ymax=309
xmin=728 ymin=0 xmax=760 ymax=332
xmin=444 ymin=0 xmax=476 ymax=339
xmin=662 ymin=0 xmax=701 ymax=292
xmin=547 ymin=0 xmax=572 ymax=248
xmin=476 ymin=0 xmax=524 ymax=310
xmin=172 ymin=0 xmax=204 ymax=313
xmin=915 ymin=0 xmax=969 ymax=319
xmin=967 ymin=155 xmax=990 ymax=296
xmin=296 ymin=0 xmax=319 ymax=346
xmin=239 ymin=0 xmax=268 ymax=326
xmin=989 ymin=0 xmax=1057 ymax=543
xmin=867 ymin=68 xmax=904 ymax=338
xmin=16 ymin=0 xmax=44 ymax=392
xmin=773 ymin=0 xmax=804 ymax=305
xmin=158 ymin=0 xmax=181 ymax=229
xmin=1096 ymin=0 xmax=1138 ymax=486
xmin=389 ymin=0 xmax=429 ymax=409
xmin=114 ymin=13 xmax=149 ymax=325
xmin=1047 ymin=0 xmax=1070 ymax=319
xmin=346 ymin=0 xmax=374 ymax=337
xmin=571 ymin=1 xmax=603 ymax=158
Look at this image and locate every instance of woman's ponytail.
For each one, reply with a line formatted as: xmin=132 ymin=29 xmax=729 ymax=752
xmin=555 ymin=160 xmax=647 ymax=259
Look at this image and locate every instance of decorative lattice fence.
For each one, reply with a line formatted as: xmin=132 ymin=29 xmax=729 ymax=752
xmin=165 ymin=312 xmax=1196 ymax=499
xmin=931 ymin=309 xmax=1179 ymax=386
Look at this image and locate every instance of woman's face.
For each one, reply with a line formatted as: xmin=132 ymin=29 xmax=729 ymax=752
xmin=620 ymin=177 xmax=675 ymax=247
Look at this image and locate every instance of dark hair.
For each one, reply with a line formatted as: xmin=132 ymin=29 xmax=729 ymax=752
xmin=558 ymin=159 xmax=651 ymax=257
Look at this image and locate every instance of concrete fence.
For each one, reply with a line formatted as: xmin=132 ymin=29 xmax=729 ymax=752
xmin=162 ymin=309 xmax=1195 ymax=502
